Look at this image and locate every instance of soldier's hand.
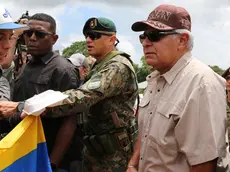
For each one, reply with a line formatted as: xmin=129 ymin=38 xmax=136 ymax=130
xmin=0 ymin=101 xmax=19 ymax=117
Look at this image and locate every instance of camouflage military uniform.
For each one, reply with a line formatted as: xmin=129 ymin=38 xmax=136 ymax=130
xmin=49 ymin=51 xmax=139 ymax=171
xmin=83 ymin=149 xmax=130 ymax=172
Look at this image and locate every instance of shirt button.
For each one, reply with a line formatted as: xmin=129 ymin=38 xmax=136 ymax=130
xmin=150 ymin=112 xmax=152 ymax=114
xmin=157 ymin=89 xmax=160 ymax=92
xmin=141 ymin=157 xmax=143 ymax=160
xmin=150 ymin=91 xmax=153 ymax=93
xmin=145 ymin=135 xmax=147 ymax=138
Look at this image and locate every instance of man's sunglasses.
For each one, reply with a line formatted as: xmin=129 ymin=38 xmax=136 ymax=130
xmin=23 ymin=30 xmax=54 ymax=39
xmin=85 ymin=31 xmax=113 ymax=40
xmin=139 ymin=31 xmax=178 ymax=43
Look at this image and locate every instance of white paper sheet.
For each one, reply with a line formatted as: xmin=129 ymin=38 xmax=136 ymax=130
xmin=23 ymin=90 xmax=69 ymax=116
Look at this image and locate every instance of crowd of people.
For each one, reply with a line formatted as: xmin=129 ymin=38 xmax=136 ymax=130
xmin=0 ymin=3 xmax=229 ymax=172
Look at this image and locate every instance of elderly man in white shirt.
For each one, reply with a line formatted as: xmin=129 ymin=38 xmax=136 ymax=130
xmin=127 ymin=4 xmax=228 ymax=172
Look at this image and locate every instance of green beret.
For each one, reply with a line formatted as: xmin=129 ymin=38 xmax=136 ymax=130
xmin=83 ymin=17 xmax=117 ymax=35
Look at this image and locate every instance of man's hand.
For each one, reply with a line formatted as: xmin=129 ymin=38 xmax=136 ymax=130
xmin=21 ymin=109 xmax=48 ymax=119
xmin=126 ymin=135 xmax=140 ymax=172
xmin=20 ymin=111 xmax=27 ymax=119
xmin=126 ymin=167 xmax=138 ymax=172
xmin=49 ymin=115 xmax=77 ymax=166
xmin=0 ymin=101 xmax=19 ymax=117
xmin=13 ymin=18 xmax=29 ymax=37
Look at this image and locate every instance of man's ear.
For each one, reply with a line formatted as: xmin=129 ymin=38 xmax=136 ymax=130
xmin=177 ymin=33 xmax=189 ymax=51
xmin=109 ymin=35 xmax=117 ymax=45
xmin=52 ymin=34 xmax=59 ymax=45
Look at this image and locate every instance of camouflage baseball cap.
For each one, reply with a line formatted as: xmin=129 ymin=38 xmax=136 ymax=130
xmin=132 ymin=4 xmax=191 ymax=32
xmin=83 ymin=17 xmax=117 ymax=35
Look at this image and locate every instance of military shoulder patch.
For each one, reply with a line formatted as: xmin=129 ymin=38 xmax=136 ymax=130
xmin=87 ymin=74 xmax=101 ymax=90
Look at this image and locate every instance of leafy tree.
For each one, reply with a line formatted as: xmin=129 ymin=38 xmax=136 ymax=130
xmin=209 ymin=65 xmax=224 ymax=75
xmin=135 ymin=56 xmax=151 ymax=82
xmin=133 ymin=63 xmax=139 ymax=73
xmin=62 ymin=41 xmax=88 ymax=57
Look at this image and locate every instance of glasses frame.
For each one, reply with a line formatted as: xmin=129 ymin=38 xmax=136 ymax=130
xmin=23 ymin=30 xmax=54 ymax=39
xmin=84 ymin=31 xmax=114 ymax=40
xmin=139 ymin=30 xmax=178 ymax=43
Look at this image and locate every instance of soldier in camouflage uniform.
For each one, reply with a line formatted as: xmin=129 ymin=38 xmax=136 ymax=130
xmin=48 ymin=17 xmax=138 ymax=172
xmin=0 ymin=17 xmax=139 ymax=171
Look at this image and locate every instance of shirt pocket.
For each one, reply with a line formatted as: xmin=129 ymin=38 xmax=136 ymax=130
xmin=29 ymin=75 xmax=50 ymax=85
xmin=29 ymin=75 xmax=51 ymax=92
xmin=139 ymin=87 xmax=151 ymax=108
xmin=139 ymin=98 xmax=150 ymax=108
xmin=149 ymin=100 xmax=182 ymax=152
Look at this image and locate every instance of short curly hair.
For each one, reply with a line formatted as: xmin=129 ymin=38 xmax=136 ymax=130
xmin=30 ymin=13 xmax=56 ymax=33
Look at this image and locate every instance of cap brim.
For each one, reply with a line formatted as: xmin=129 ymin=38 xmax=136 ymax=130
xmin=0 ymin=22 xmax=28 ymax=30
xmin=131 ymin=20 xmax=173 ymax=32
xmin=68 ymin=57 xmax=81 ymax=67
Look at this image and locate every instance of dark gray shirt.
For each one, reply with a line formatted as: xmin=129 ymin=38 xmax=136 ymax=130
xmin=13 ymin=52 xmax=79 ymax=100
xmin=12 ymin=51 xmax=80 ymax=169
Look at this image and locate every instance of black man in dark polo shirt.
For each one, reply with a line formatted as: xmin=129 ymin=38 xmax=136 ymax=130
xmin=12 ymin=13 xmax=81 ymax=172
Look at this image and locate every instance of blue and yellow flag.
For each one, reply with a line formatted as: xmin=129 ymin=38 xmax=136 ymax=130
xmin=0 ymin=116 xmax=52 ymax=172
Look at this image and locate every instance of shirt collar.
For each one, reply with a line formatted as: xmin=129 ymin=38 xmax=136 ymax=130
xmin=162 ymin=51 xmax=192 ymax=85
xmin=41 ymin=51 xmax=58 ymax=64
xmin=31 ymin=51 xmax=58 ymax=65
xmin=146 ymin=70 xmax=160 ymax=82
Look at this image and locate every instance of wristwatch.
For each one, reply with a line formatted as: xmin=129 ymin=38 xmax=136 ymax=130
xmin=17 ymin=101 xmax=25 ymax=113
